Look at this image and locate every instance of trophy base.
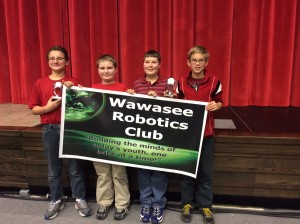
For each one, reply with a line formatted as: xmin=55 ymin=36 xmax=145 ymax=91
xmin=164 ymin=93 xmax=174 ymax=98
xmin=51 ymin=96 xmax=62 ymax=101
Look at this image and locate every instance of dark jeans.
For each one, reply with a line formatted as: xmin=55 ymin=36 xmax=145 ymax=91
xmin=180 ymin=137 xmax=214 ymax=208
xmin=137 ymin=169 xmax=168 ymax=208
xmin=43 ymin=124 xmax=86 ymax=201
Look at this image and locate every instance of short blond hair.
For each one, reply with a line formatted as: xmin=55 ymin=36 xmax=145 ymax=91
xmin=96 ymin=54 xmax=117 ymax=68
xmin=187 ymin=46 xmax=210 ymax=61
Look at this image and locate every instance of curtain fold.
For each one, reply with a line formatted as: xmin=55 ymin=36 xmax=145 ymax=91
xmin=0 ymin=0 xmax=69 ymax=103
xmin=291 ymin=1 xmax=300 ymax=106
xmin=0 ymin=0 xmax=299 ymax=106
xmin=0 ymin=0 xmax=10 ymax=102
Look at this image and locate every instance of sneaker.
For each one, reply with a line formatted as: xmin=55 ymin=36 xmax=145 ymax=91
xmin=180 ymin=204 xmax=192 ymax=223
xmin=140 ymin=206 xmax=152 ymax=223
xmin=201 ymin=208 xmax=215 ymax=224
xmin=96 ymin=205 xmax=110 ymax=220
xmin=75 ymin=199 xmax=92 ymax=217
xmin=44 ymin=200 xmax=64 ymax=220
xmin=114 ymin=207 xmax=129 ymax=220
xmin=151 ymin=207 xmax=164 ymax=224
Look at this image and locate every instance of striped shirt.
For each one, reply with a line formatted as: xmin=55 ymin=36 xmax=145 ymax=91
xmin=134 ymin=76 xmax=168 ymax=96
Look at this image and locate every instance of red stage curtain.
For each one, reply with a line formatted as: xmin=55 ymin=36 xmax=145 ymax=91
xmin=0 ymin=0 xmax=299 ymax=106
xmin=0 ymin=0 xmax=69 ymax=103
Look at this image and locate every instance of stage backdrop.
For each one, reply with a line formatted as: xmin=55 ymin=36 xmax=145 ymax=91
xmin=59 ymin=87 xmax=208 ymax=178
xmin=1 ymin=0 xmax=299 ymax=106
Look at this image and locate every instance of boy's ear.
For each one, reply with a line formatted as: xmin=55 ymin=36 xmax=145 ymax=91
xmin=187 ymin=60 xmax=191 ymax=66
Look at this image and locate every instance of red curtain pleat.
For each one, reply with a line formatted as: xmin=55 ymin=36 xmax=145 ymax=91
xmin=117 ymin=0 xmax=149 ymax=87
xmin=0 ymin=0 xmax=299 ymax=106
xmin=0 ymin=0 xmax=11 ymax=102
xmin=230 ymin=0 xmax=297 ymax=106
xmin=192 ymin=0 xmax=234 ymax=106
xmin=2 ymin=0 xmax=39 ymax=104
xmin=290 ymin=1 xmax=300 ymax=106
xmin=0 ymin=0 xmax=69 ymax=103
xmin=36 ymin=0 xmax=71 ymax=78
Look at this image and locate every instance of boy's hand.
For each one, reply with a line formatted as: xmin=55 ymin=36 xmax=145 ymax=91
xmin=63 ymin=81 xmax=75 ymax=88
xmin=31 ymin=97 xmax=62 ymax=115
xmin=41 ymin=97 xmax=62 ymax=114
xmin=48 ymin=97 xmax=62 ymax=108
xmin=148 ymin=90 xmax=157 ymax=97
xmin=126 ymin=89 xmax=136 ymax=95
xmin=206 ymin=101 xmax=222 ymax=111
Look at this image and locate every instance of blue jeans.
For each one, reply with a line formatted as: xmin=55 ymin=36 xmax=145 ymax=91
xmin=137 ymin=169 xmax=167 ymax=208
xmin=42 ymin=124 xmax=86 ymax=201
xmin=181 ymin=137 xmax=214 ymax=208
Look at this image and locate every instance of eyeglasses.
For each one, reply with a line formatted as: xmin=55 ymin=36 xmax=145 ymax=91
xmin=49 ymin=57 xmax=66 ymax=62
xmin=189 ymin=58 xmax=206 ymax=64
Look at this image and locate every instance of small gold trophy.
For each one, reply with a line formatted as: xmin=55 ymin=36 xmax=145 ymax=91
xmin=52 ymin=81 xmax=63 ymax=101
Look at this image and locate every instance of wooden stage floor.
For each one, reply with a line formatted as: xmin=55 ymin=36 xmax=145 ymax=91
xmin=0 ymin=104 xmax=40 ymax=128
xmin=214 ymin=106 xmax=300 ymax=137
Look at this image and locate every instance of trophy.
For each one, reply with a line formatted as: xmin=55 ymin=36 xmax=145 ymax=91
xmin=165 ymin=78 xmax=176 ymax=98
xmin=52 ymin=81 xmax=63 ymax=101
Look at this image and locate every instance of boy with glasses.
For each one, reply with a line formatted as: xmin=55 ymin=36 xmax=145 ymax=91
xmin=179 ymin=46 xmax=223 ymax=224
xmin=28 ymin=46 xmax=92 ymax=220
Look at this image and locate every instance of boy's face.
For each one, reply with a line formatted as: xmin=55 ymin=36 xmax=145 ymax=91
xmin=98 ymin=60 xmax=117 ymax=83
xmin=48 ymin=50 xmax=68 ymax=72
xmin=143 ymin=56 xmax=160 ymax=77
xmin=187 ymin=53 xmax=208 ymax=76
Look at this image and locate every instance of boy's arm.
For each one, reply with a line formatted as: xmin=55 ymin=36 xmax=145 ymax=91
xmin=207 ymin=86 xmax=223 ymax=111
xmin=206 ymin=101 xmax=222 ymax=111
xmin=126 ymin=89 xmax=136 ymax=94
xmin=31 ymin=81 xmax=76 ymax=115
xmin=31 ymin=98 xmax=62 ymax=115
